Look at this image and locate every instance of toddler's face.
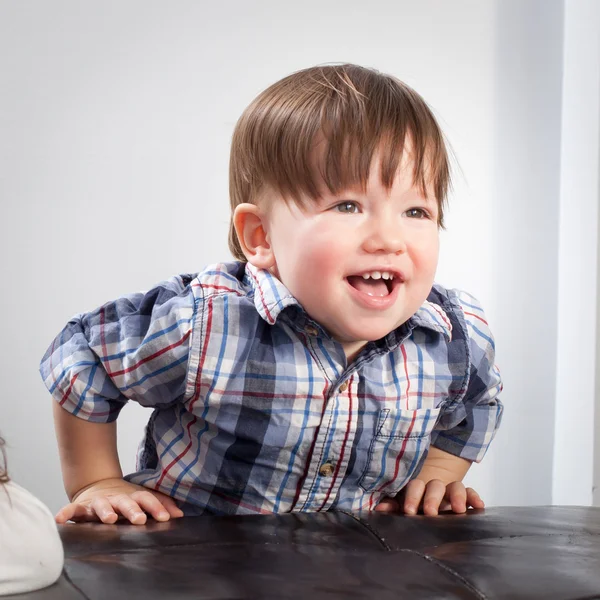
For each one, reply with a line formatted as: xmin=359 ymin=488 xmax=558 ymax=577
xmin=263 ymin=154 xmax=440 ymax=360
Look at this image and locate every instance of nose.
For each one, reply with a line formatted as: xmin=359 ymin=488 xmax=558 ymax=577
xmin=361 ymin=215 xmax=407 ymax=255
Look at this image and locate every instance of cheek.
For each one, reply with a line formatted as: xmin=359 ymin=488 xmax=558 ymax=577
xmin=295 ymin=224 xmax=346 ymax=267
xmin=271 ymin=225 xmax=340 ymax=286
xmin=296 ymin=239 xmax=343 ymax=283
xmin=412 ymin=232 xmax=439 ymax=274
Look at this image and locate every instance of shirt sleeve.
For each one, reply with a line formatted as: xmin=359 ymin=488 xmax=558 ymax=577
xmin=39 ymin=274 xmax=198 ymax=422
xmin=429 ymin=291 xmax=504 ymax=463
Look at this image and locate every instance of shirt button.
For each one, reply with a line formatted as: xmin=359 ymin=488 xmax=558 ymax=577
xmin=305 ymin=325 xmax=319 ymax=336
xmin=319 ymin=462 xmax=335 ymax=477
xmin=339 ymin=382 xmax=348 ymax=393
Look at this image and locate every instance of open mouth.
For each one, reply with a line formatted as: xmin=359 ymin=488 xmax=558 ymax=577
xmin=346 ymin=271 xmax=399 ymax=297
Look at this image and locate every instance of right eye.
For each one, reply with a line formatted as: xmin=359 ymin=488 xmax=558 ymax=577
xmin=334 ymin=201 xmax=360 ymax=214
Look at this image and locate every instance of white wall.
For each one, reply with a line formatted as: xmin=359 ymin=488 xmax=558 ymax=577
xmin=0 ymin=0 xmax=595 ymax=514
xmin=554 ymin=1 xmax=600 ymax=506
xmin=490 ymin=1 xmax=565 ymax=505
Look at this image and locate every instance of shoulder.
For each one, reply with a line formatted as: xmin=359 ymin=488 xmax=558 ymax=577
xmin=428 ymin=284 xmax=491 ymax=330
xmin=78 ymin=272 xmax=200 ymax=326
xmin=100 ymin=263 xmax=248 ymax=322
xmin=192 ymin=261 xmax=248 ymax=299
xmin=428 ymin=285 xmax=497 ymax=374
xmin=422 ymin=284 xmax=496 ymax=363
xmin=428 ymin=283 xmax=483 ymax=313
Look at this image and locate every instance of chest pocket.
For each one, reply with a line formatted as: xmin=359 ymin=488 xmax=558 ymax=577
xmin=358 ymin=406 xmax=441 ymax=496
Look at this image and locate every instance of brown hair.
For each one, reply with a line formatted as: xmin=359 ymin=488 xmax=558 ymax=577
xmin=228 ymin=63 xmax=451 ymax=261
xmin=0 ymin=437 xmax=8 ymax=484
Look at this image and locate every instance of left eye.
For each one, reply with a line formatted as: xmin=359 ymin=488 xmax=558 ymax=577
xmin=404 ymin=208 xmax=428 ymax=219
xmin=335 ymin=202 xmax=360 ymax=214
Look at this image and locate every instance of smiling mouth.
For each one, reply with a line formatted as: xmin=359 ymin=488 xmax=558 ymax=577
xmin=346 ymin=273 xmax=396 ymax=297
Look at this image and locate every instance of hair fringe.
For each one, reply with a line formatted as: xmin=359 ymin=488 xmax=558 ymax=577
xmin=0 ymin=437 xmax=8 ymax=484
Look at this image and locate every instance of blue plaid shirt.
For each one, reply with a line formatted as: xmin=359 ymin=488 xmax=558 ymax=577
xmin=40 ymin=261 xmax=503 ymax=515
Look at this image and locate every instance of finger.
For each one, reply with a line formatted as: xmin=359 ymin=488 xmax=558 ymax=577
xmin=422 ymin=479 xmax=447 ymax=516
xmin=154 ymin=493 xmax=185 ymax=518
xmin=402 ymin=479 xmax=426 ymax=515
xmin=466 ymin=487 xmax=485 ymax=509
xmin=100 ymin=495 xmax=146 ymax=525
xmin=130 ymin=491 xmax=175 ymax=522
xmin=375 ymin=497 xmax=400 ymax=513
xmin=445 ymin=481 xmax=467 ymax=514
xmin=55 ymin=502 xmax=97 ymax=524
xmin=85 ymin=496 xmax=120 ymax=524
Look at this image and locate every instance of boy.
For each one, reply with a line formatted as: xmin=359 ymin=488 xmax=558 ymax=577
xmin=40 ymin=64 xmax=503 ymax=524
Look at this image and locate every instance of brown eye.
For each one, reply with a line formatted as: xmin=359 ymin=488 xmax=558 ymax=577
xmin=335 ymin=202 xmax=360 ymax=214
xmin=405 ymin=208 xmax=428 ymax=219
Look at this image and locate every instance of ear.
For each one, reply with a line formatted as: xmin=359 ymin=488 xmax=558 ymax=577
xmin=233 ymin=203 xmax=275 ymax=269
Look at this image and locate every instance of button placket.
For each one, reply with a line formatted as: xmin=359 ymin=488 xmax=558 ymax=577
xmin=317 ymin=378 xmax=349 ymax=483
xmin=305 ymin=325 xmax=319 ymax=337
xmin=319 ymin=462 xmax=335 ymax=477
xmin=295 ymin=374 xmax=358 ymax=511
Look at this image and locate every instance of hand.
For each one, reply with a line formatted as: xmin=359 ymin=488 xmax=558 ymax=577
xmin=55 ymin=478 xmax=184 ymax=525
xmin=375 ymin=479 xmax=484 ymax=516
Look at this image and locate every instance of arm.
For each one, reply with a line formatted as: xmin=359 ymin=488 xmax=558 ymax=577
xmin=53 ymin=392 xmax=184 ymax=525
xmin=376 ymin=446 xmax=483 ymax=515
xmin=53 ymin=401 xmax=122 ymax=501
xmin=41 ymin=274 xmax=197 ymax=524
xmin=415 ymin=446 xmax=471 ymax=485
xmin=377 ymin=292 xmax=502 ymax=516
xmin=401 ymin=446 xmax=483 ymax=515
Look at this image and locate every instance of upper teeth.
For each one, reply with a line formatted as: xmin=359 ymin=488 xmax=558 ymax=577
xmin=362 ymin=271 xmax=394 ymax=280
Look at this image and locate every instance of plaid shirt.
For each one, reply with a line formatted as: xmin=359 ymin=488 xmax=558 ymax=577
xmin=40 ymin=261 xmax=503 ymax=515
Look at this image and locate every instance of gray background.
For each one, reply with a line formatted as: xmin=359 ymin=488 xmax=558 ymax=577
xmin=1 ymin=0 xmax=599 ymax=513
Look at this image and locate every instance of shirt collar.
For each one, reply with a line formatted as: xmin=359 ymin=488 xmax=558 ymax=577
xmin=245 ymin=263 xmax=452 ymax=340
xmin=244 ymin=263 xmax=300 ymax=325
xmin=409 ymin=300 xmax=453 ymax=340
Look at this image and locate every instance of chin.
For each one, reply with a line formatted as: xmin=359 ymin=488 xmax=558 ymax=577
xmin=338 ymin=327 xmax=394 ymax=344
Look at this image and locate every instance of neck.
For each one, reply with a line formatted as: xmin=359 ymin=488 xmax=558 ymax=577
xmin=342 ymin=340 xmax=368 ymax=364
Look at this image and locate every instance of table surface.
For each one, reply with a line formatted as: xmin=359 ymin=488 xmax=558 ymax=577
xmin=9 ymin=506 xmax=600 ymax=600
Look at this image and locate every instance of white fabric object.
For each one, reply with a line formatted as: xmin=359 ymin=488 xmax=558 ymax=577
xmin=0 ymin=480 xmax=64 ymax=595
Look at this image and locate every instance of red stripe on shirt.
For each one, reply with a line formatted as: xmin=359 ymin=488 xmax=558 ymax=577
xmin=376 ymin=410 xmax=417 ymax=497
xmin=247 ymin=270 xmax=274 ymax=323
xmin=156 ymin=414 xmax=198 ymax=488
xmin=106 ymin=329 xmax=192 ymax=378
xmin=403 ymin=344 xmax=411 ymax=410
xmin=207 ymin=388 xmax=324 ymax=401
xmin=201 ymin=284 xmax=243 ymax=295
xmin=291 ymin=370 xmax=330 ymax=511
xmin=99 ymin=306 xmax=112 ymax=376
xmin=318 ymin=375 xmax=354 ymax=511
xmin=189 ymin=296 xmax=214 ymax=413
xmin=157 ymin=297 xmax=214 ymax=486
xmin=154 ymin=470 xmax=272 ymax=515
xmin=49 ymin=337 xmax=57 ymax=384
xmin=59 ymin=373 xmax=79 ymax=406
xmin=57 ymin=375 xmax=113 ymax=418
xmin=182 ymin=387 xmax=446 ymax=403
xmin=464 ymin=311 xmax=488 ymax=325
xmin=369 ymin=345 xmax=413 ymax=510
xmin=429 ymin=303 xmax=452 ymax=330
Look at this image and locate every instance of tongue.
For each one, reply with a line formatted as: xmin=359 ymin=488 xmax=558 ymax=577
xmin=347 ymin=276 xmax=389 ymax=297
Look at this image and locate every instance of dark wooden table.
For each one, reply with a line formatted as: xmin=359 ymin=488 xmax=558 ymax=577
xmin=11 ymin=506 xmax=600 ymax=599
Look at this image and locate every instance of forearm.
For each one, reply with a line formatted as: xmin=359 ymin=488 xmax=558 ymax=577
xmin=415 ymin=446 xmax=472 ymax=485
xmin=52 ymin=402 xmax=122 ymax=500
